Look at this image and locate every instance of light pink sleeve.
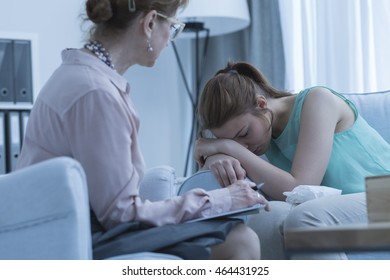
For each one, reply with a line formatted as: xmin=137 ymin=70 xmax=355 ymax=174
xmin=64 ymin=90 xmax=232 ymax=229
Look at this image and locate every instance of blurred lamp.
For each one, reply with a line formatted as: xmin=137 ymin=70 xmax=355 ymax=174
xmin=178 ymin=0 xmax=251 ymax=38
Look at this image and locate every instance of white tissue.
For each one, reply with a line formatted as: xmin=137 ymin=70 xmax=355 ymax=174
xmin=283 ymin=185 xmax=342 ymax=205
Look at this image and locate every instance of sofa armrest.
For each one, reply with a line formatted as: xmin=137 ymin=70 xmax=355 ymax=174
xmin=139 ymin=165 xmax=177 ymax=201
xmin=0 ymin=157 xmax=91 ymax=260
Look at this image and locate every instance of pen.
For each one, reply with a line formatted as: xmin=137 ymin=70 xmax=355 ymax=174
xmin=251 ymin=182 xmax=264 ymax=191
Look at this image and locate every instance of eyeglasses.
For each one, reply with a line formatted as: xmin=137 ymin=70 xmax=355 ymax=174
xmin=156 ymin=12 xmax=186 ymax=41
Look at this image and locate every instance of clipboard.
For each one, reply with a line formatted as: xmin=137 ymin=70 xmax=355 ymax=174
xmin=178 ymin=170 xmax=265 ymax=223
xmin=186 ymin=203 xmax=264 ymax=223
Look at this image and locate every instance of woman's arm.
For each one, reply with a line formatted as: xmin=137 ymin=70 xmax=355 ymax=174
xmin=196 ymin=88 xmax=345 ymax=200
xmin=196 ymin=140 xmax=293 ymax=200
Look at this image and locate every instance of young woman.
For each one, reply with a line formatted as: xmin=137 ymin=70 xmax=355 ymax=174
xmin=196 ymin=61 xmax=390 ymax=259
xmin=15 ymin=1 xmax=268 ymax=260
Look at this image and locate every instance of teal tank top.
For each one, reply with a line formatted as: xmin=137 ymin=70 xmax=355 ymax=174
xmin=265 ymin=86 xmax=390 ymax=194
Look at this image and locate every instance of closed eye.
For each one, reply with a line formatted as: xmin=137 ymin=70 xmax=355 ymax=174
xmin=232 ymin=126 xmax=248 ymax=139
xmin=239 ymin=131 xmax=248 ymax=138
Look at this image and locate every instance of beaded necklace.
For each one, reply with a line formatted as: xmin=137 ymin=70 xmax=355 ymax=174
xmin=84 ymin=40 xmax=115 ymax=69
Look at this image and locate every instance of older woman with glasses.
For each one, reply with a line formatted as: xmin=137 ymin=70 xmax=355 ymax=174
xmin=15 ymin=0 xmax=267 ymax=260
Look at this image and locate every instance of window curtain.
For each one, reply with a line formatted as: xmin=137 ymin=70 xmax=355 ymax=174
xmin=278 ymin=0 xmax=390 ymax=93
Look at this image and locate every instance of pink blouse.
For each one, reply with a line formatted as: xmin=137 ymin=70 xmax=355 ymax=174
xmin=16 ymin=49 xmax=232 ymax=229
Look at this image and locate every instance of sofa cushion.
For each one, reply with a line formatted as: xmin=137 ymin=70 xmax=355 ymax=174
xmin=139 ymin=165 xmax=177 ymax=201
xmin=343 ymin=90 xmax=390 ymax=144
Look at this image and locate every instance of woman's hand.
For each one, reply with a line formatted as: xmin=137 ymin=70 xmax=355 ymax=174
xmin=226 ymin=180 xmax=269 ymax=211
xmin=203 ymin=154 xmax=246 ymax=187
xmin=195 ymin=138 xmax=221 ymax=167
xmin=195 ymin=137 xmax=239 ymax=166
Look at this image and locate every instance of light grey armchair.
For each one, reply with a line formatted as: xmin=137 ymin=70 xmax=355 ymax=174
xmin=0 ymin=157 xmax=180 ymax=260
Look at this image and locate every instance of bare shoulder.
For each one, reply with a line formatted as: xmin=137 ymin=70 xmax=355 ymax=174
xmin=303 ymin=87 xmax=354 ymax=130
xmin=304 ymin=87 xmax=341 ymax=108
xmin=301 ymin=87 xmax=343 ymax=124
xmin=306 ymin=87 xmax=336 ymax=99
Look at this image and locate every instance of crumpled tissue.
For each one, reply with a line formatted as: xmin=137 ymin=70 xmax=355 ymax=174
xmin=283 ymin=185 xmax=342 ymax=205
